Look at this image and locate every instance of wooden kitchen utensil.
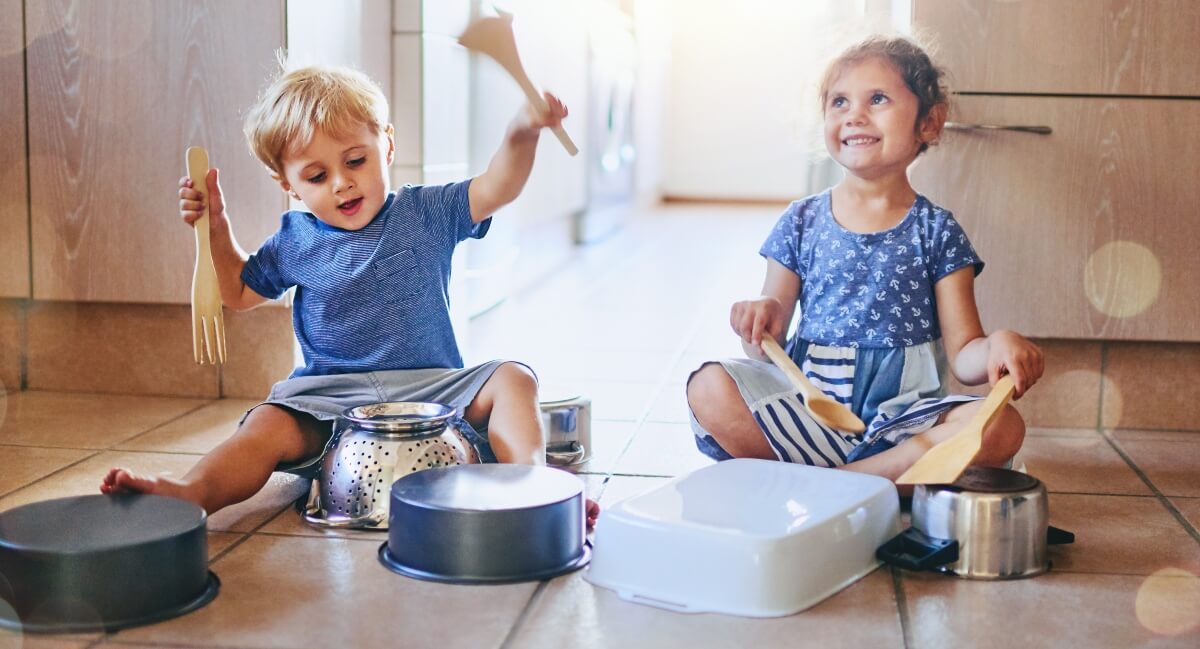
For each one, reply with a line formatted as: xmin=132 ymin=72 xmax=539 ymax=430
xmin=760 ymin=337 xmax=866 ymax=433
xmin=896 ymin=375 xmax=1016 ymax=485
xmin=457 ymin=13 xmax=578 ymax=156
xmin=185 ymin=146 xmax=227 ymax=364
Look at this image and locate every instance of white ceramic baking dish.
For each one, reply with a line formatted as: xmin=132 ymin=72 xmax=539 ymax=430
xmin=585 ymin=459 xmax=900 ymax=617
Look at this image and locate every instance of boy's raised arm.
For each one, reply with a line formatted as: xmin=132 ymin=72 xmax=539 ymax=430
xmin=180 ymin=168 xmax=268 ymax=311
xmin=468 ymin=92 xmax=567 ymax=223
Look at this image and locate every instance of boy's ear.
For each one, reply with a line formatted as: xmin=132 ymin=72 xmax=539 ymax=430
xmin=270 ymin=170 xmax=301 ymax=200
xmin=920 ymin=103 xmax=949 ymax=144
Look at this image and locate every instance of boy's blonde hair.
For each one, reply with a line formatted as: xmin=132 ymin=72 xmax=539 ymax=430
xmin=244 ymin=64 xmax=390 ymax=176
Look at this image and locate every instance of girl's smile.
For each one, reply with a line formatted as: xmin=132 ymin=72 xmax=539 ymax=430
xmin=823 ymin=57 xmax=926 ymax=180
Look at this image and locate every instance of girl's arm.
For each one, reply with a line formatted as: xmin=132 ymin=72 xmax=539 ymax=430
xmin=467 ymin=92 xmax=567 ymax=224
xmin=731 ymin=259 xmax=801 ymax=362
xmin=935 ymin=266 xmax=1044 ymax=397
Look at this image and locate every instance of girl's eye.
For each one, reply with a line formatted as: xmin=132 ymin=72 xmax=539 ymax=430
xmin=348 ymin=157 xmax=366 ymax=167
xmin=306 ymin=172 xmax=326 ymax=184
xmin=871 ymin=93 xmax=889 ymax=105
xmin=831 ymin=97 xmax=846 ymax=108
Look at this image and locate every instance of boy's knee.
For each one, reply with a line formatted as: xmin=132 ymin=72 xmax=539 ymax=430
xmin=495 ymin=361 xmax=538 ymax=392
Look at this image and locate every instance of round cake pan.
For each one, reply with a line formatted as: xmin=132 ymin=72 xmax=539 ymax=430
xmin=378 ymin=464 xmax=589 ymax=584
xmin=0 ymin=494 xmax=219 ymax=633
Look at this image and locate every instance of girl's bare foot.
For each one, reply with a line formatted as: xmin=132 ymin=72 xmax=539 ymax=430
xmin=100 ymin=468 xmax=202 ymax=507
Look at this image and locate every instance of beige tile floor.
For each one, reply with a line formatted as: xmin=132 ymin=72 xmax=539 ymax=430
xmin=3 ymin=204 xmax=1200 ymax=648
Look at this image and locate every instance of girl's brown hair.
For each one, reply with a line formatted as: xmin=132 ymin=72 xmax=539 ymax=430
xmin=818 ymin=36 xmax=949 ymax=154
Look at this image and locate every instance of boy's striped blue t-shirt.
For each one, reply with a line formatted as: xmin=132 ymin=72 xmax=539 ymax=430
xmin=241 ymin=180 xmax=489 ymax=378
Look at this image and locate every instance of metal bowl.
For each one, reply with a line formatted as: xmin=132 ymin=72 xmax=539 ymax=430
xmin=0 ymin=494 xmax=218 ymax=633
xmin=378 ymin=464 xmax=590 ymax=584
xmin=302 ymin=402 xmax=479 ymax=530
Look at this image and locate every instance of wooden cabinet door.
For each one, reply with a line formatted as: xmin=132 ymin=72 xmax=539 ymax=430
xmin=910 ymin=95 xmax=1200 ymax=341
xmin=914 ymin=0 xmax=1200 ymax=96
xmin=0 ymin=0 xmax=28 ymax=298
xmin=26 ymin=0 xmax=285 ymax=303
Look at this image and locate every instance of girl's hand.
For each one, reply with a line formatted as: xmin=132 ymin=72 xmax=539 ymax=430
xmin=178 ymin=168 xmax=229 ymax=231
xmin=520 ymin=91 xmax=567 ymax=132
xmin=986 ymin=330 xmax=1045 ymax=398
xmin=730 ymin=296 xmax=787 ymax=347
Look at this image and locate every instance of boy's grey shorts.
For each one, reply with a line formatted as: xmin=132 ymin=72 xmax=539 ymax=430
xmin=238 ymin=360 xmax=522 ymax=478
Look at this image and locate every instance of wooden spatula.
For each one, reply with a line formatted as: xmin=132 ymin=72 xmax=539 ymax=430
xmin=458 ymin=13 xmax=578 ymax=156
xmin=896 ymin=375 xmax=1017 ymax=485
xmin=760 ymin=337 xmax=866 ymax=433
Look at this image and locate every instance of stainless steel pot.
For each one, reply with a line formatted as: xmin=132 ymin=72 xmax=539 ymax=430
xmin=876 ymin=466 xmax=1074 ymax=579
xmin=302 ymin=402 xmax=478 ymax=530
xmin=542 ymin=396 xmax=591 ymax=467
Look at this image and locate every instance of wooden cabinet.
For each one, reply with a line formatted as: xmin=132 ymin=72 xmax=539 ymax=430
xmin=1 ymin=0 xmax=28 ymax=298
xmin=912 ymin=0 xmax=1200 ymax=342
xmin=910 ymin=95 xmax=1200 ymax=341
xmin=915 ymin=0 xmax=1200 ymax=96
xmin=25 ymin=0 xmax=285 ymax=303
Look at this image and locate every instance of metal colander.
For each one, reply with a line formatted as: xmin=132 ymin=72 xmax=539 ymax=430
xmin=302 ymin=402 xmax=479 ymax=530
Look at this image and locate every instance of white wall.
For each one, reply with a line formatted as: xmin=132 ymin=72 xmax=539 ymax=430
xmin=661 ymin=0 xmax=895 ymax=201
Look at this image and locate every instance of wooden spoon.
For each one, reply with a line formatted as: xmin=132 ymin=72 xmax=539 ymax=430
xmin=896 ymin=375 xmax=1016 ymax=485
xmin=457 ymin=14 xmax=578 ymax=156
xmin=760 ymin=337 xmax=866 ymax=433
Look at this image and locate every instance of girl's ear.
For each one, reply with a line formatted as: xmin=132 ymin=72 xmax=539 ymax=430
xmin=920 ymin=103 xmax=949 ymax=144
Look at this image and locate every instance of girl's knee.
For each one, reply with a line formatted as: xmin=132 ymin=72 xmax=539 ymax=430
xmin=686 ymin=363 xmax=733 ymax=410
xmin=983 ymin=404 xmax=1025 ymax=462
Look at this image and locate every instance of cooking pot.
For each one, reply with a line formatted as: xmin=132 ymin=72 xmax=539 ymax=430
xmin=301 ymin=402 xmax=478 ymax=530
xmin=378 ymin=464 xmax=590 ymax=584
xmin=876 ymin=466 xmax=1074 ymax=579
xmin=0 ymin=494 xmax=218 ymax=633
xmin=542 ymin=396 xmax=591 ymax=467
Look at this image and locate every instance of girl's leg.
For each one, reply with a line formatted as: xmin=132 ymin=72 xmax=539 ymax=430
xmin=463 ymin=362 xmax=545 ymax=466
xmin=463 ymin=362 xmax=599 ymax=525
xmin=841 ymin=400 xmax=1026 ymax=485
xmin=101 ymin=405 xmax=330 ymax=514
xmin=686 ymin=363 xmax=776 ymax=460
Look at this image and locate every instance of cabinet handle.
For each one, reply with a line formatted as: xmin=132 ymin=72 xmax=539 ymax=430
xmin=945 ymin=121 xmax=1052 ymax=135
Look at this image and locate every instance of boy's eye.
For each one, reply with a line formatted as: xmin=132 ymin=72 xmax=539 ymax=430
xmin=305 ymin=172 xmax=326 ymax=183
xmin=347 ymin=157 xmax=366 ymax=167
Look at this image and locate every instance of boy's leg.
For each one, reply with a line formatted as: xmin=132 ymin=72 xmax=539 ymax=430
xmin=101 ymin=405 xmax=330 ymax=514
xmin=463 ymin=362 xmax=599 ymax=525
xmin=463 ymin=362 xmax=545 ymax=465
xmin=687 ymin=363 xmax=775 ymax=460
xmin=841 ymin=400 xmax=1026 ymax=485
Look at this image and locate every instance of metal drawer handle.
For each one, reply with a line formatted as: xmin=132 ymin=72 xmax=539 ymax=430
xmin=945 ymin=121 xmax=1052 ymax=135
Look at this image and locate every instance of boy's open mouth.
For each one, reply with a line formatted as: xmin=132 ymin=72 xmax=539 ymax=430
xmin=338 ymin=197 xmax=363 ymax=215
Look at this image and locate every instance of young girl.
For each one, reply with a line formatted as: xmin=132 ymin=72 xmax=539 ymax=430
xmin=101 ymin=64 xmax=598 ymax=525
xmin=686 ymin=36 xmax=1044 ymax=481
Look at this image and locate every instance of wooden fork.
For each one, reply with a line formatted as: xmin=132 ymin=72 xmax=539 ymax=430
xmin=185 ymin=146 xmax=226 ymax=364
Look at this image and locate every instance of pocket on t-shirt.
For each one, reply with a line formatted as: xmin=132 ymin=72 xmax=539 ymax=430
xmin=373 ymin=249 xmax=420 ymax=303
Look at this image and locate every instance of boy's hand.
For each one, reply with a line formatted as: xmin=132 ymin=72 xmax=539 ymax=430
xmin=731 ymin=296 xmax=787 ymax=347
xmin=986 ymin=330 xmax=1044 ymax=398
xmin=178 ymin=168 xmax=229 ymax=231
xmin=519 ymin=91 xmax=568 ymax=132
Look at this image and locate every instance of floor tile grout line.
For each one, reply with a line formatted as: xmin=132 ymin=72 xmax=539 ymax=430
xmin=0 ymin=449 xmax=102 ymax=500
xmin=498 ymin=580 xmax=549 ymax=649
xmin=108 ymin=399 xmax=221 ymax=451
xmin=889 ymin=566 xmax=914 ymax=649
xmin=1099 ymin=429 xmax=1200 ymax=545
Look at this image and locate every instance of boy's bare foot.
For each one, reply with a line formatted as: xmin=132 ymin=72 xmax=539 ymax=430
xmin=586 ymin=498 xmax=600 ymax=530
xmin=100 ymin=468 xmax=201 ymax=506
